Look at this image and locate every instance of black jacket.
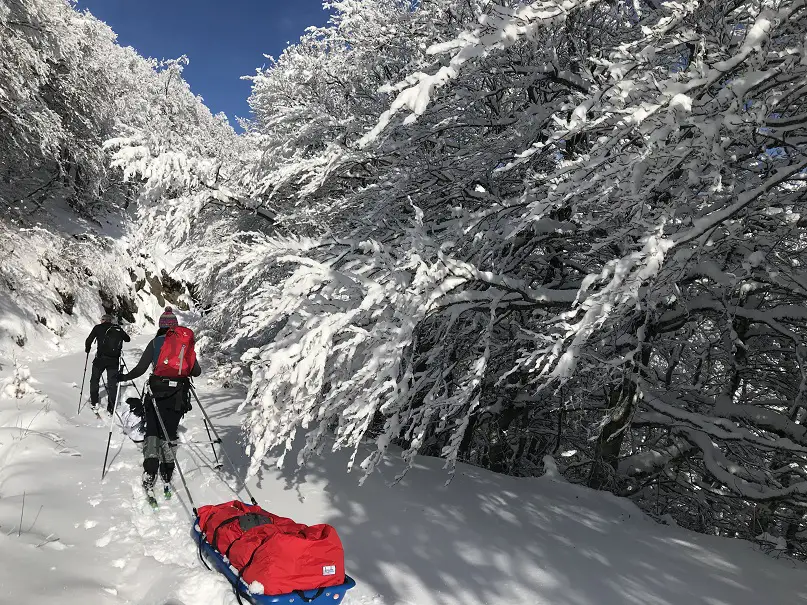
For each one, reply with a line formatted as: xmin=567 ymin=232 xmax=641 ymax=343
xmin=85 ymin=322 xmax=130 ymax=356
xmin=119 ymin=337 xmax=201 ymax=382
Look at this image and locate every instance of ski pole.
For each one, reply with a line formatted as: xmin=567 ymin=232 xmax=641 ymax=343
xmin=101 ymin=381 xmax=123 ymax=480
xmin=189 ymin=384 xmax=258 ymax=505
xmin=150 ymin=386 xmax=197 ymax=516
xmin=77 ymin=352 xmax=89 ymax=415
xmin=202 ymin=418 xmax=222 ymax=469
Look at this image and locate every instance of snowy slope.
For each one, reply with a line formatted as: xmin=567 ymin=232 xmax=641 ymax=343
xmin=0 ymin=192 xmax=196 ymax=363
xmin=0 ymin=339 xmax=805 ymax=605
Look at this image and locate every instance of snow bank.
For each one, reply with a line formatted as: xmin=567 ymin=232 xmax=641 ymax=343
xmin=0 ymin=201 xmax=195 ymax=363
xmin=0 ymin=362 xmax=36 ymax=399
xmin=0 ymin=218 xmax=134 ymax=360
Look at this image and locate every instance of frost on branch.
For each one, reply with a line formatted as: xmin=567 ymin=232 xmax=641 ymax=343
xmin=360 ymin=0 xmax=593 ymax=146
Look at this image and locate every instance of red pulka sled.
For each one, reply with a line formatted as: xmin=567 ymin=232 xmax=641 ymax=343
xmin=193 ymin=501 xmax=356 ymax=604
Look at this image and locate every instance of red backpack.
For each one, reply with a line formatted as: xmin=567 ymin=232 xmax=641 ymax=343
xmin=153 ymin=326 xmax=196 ymax=378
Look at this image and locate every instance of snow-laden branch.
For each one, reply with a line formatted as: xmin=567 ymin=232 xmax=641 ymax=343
xmin=673 ymin=157 xmax=807 ymax=248
xmin=638 ymin=386 xmax=807 ymax=456
xmin=619 ymin=439 xmax=695 ymax=477
xmin=359 ymin=0 xmax=598 ymax=146
xmin=171 ymin=1 xmax=807 ymax=553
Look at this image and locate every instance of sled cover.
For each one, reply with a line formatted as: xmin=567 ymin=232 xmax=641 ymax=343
xmin=197 ymin=500 xmax=345 ymax=595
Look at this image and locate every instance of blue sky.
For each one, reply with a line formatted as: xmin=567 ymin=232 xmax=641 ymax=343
xmin=77 ymin=0 xmax=332 ymax=129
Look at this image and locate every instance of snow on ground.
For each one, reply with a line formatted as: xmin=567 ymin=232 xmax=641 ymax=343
xmin=0 ymin=337 xmax=805 ymax=605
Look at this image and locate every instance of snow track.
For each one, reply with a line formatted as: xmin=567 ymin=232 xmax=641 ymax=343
xmin=0 ymin=343 xmax=239 ymax=605
xmin=1 ymin=344 xmax=807 ymax=605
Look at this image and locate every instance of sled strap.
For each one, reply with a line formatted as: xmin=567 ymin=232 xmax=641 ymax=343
xmin=239 ymin=535 xmax=273 ymax=580
xmin=235 ymin=589 xmax=247 ymax=605
xmin=210 ymin=515 xmax=242 ymax=551
xmin=197 ymin=529 xmax=212 ymax=571
xmin=223 ymin=512 xmax=274 ymax=560
xmin=225 ymin=528 xmax=254 ymax=560
xmin=200 ymin=511 xmax=262 ymax=566
xmin=294 ymin=588 xmax=326 ymax=603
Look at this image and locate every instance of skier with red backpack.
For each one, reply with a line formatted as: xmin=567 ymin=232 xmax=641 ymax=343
xmin=118 ymin=307 xmax=200 ymax=502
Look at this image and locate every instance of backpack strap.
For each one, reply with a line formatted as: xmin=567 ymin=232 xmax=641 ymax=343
xmin=152 ymin=335 xmax=166 ymax=368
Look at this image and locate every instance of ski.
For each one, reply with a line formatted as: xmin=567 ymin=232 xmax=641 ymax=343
xmin=90 ymin=404 xmax=102 ymax=419
xmin=145 ymin=488 xmax=158 ymax=510
xmin=163 ymin=484 xmax=172 ymax=500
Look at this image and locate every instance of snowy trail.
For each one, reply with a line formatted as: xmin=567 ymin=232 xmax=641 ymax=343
xmin=0 ymin=340 xmax=240 ymax=604
xmin=1 ymin=343 xmax=807 ymax=605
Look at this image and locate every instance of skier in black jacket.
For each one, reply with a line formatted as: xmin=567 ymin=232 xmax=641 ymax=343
xmin=85 ymin=314 xmax=130 ymax=414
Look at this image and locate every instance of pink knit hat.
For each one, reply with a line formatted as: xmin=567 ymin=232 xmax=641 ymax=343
xmin=158 ymin=306 xmax=178 ymax=328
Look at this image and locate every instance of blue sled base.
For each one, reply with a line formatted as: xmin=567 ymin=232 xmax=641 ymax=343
xmin=192 ymin=520 xmax=356 ymax=604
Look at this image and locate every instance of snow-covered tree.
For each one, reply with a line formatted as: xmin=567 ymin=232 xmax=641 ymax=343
xmin=0 ymin=0 xmax=240 ymax=349
xmin=187 ymin=0 xmax=807 ymax=556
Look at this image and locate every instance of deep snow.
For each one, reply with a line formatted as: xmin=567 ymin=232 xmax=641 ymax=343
xmin=0 ymin=337 xmax=805 ymax=605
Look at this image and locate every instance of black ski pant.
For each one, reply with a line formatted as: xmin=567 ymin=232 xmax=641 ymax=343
xmin=90 ymin=356 xmax=120 ymax=409
xmin=142 ymin=377 xmax=187 ymax=489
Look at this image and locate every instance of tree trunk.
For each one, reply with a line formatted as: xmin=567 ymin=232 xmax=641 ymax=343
xmin=588 ymin=382 xmax=639 ymax=489
xmin=589 ymin=321 xmax=653 ymax=490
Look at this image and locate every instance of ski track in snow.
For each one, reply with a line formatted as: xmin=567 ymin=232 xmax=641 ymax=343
xmin=0 ymin=340 xmax=806 ymax=605
xmin=0 ymin=339 xmax=240 ymax=605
